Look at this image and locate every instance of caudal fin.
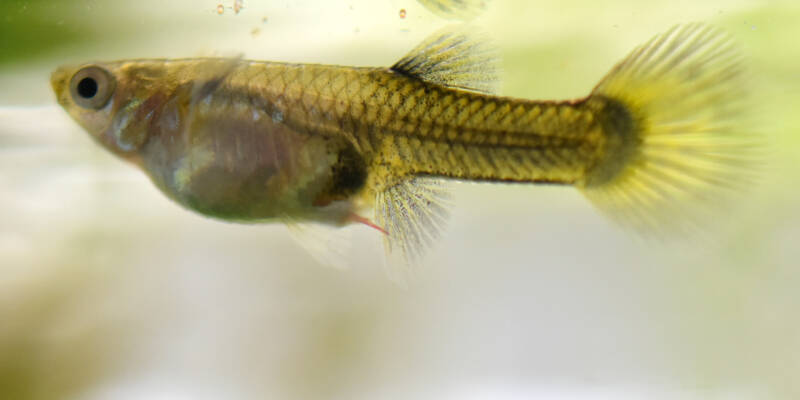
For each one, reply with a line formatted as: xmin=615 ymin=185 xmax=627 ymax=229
xmin=581 ymin=23 xmax=759 ymax=234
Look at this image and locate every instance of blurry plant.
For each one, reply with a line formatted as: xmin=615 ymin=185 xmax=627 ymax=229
xmin=0 ymin=0 xmax=95 ymax=66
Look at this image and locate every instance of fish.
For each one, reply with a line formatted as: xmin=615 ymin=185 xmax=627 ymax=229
xmin=417 ymin=0 xmax=489 ymax=20
xmin=50 ymin=23 xmax=755 ymax=271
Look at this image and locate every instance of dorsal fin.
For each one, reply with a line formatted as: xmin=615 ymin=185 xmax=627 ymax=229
xmin=391 ymin=26 xmax=500 ymax=94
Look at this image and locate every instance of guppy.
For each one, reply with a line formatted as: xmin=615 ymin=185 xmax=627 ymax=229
xmin=417 ymin=0 xmax=488 ymax=20
xmin=51 ymin=24 xmax=753 ymax=266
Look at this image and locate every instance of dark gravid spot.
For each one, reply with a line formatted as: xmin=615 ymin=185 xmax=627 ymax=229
xmin=332 ymin=145 xmax=367 ymax=194
xmin=313 ymin=144 xmax=367 ymax=207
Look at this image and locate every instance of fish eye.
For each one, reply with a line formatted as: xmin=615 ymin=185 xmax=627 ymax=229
xmin=69 ymin=65 xmax=116 ymax=110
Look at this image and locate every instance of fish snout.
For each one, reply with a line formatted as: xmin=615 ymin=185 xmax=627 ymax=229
xmin=50 ymin=66 xmax=73 ymax=106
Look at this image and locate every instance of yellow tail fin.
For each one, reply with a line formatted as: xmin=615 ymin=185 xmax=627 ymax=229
xmin=581 ymin=23 xmax=758 ymax=234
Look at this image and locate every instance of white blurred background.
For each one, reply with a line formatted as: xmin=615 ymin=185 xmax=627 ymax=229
xmin=1 ymin=0 xmax=799 ymax=399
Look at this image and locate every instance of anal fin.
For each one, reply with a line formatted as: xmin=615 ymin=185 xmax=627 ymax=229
xmin=373 ymin=177 xmax=453 ymax=282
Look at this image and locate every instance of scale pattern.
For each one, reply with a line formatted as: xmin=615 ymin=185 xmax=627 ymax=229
xmin=222 ymin=61 xmax=609 ymax=192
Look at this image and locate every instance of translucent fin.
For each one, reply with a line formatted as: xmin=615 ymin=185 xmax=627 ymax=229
xmin=416 ymin=0 xmax=490 ymax=20
xmin=182 ymin=58 xmax=244 ymax=134
xmin=373 ymin=177 xmax=453 ymax=282
xmin=285 ymin=220 xmax=353 ymax=270
xmin=185 ymin=58 xmax=243 ymax=108
xmin=582 ymin=23 xmax=759 ymax=234
xmin=391 ymin=26 xmax=500 ymax=94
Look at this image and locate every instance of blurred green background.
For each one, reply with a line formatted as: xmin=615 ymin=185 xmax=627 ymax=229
xmin=1 ymin=0 xmax=799 ymax=399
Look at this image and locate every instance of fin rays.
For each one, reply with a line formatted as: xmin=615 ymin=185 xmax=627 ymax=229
xmin=374 ymin=177 xmax=452 ymax=280
xmin=391 ymin=26 xmax=500 ymax=94
xmin=584 ymin=23 xmax=758 ymax=235
xmin=417 ymin=0 xmax=489 ymax=20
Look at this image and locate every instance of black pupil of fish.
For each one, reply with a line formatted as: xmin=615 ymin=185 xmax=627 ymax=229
xmin=77 ymin=77 xmax=98 ymax=99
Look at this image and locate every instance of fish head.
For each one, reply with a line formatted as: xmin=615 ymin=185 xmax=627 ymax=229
xmin=51 ymin=61 xmax=175 ymax=161
xmin=52 ymin=64 xmax=119 ymax=149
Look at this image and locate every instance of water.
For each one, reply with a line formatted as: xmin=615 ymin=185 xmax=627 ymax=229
xmin=2 ymin=1 xmax=800 ymax=399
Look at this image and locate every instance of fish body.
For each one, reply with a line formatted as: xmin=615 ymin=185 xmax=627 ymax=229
xmin=51 ymin=24 xmax=754 ymax=266
xmin=51 ymin=51 xmax=608 ymax=223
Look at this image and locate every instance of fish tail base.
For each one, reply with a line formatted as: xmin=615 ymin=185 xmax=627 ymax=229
xmin=579 ymin=23 xmax=759 ymax=234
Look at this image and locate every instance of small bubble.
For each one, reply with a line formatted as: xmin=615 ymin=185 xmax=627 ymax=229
xmin=399 ymin=8 xmax=406 ymax=19
xmin=216 ymin=4 xmax=225 ymax=14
